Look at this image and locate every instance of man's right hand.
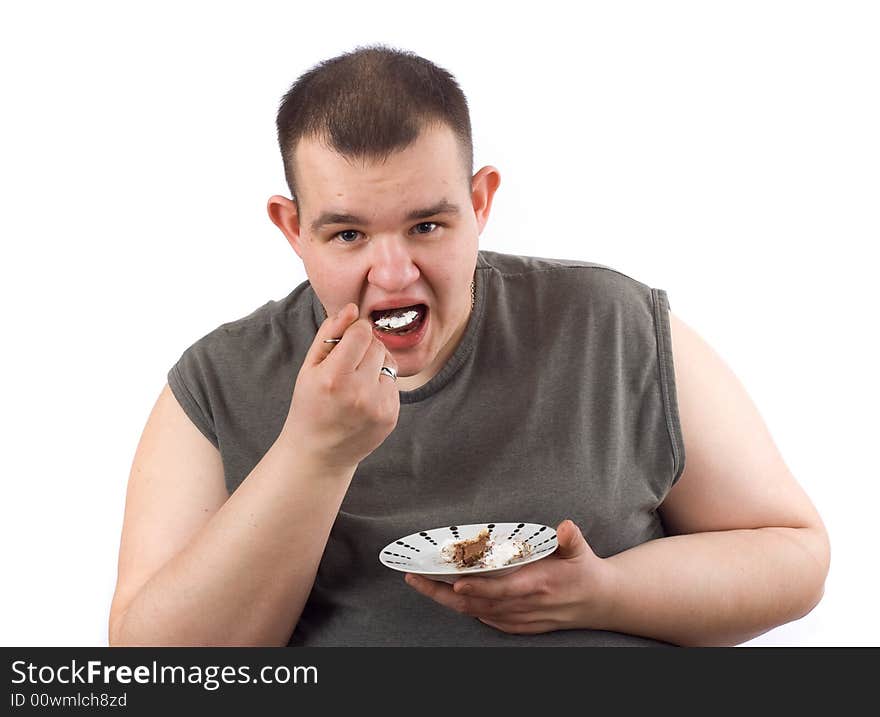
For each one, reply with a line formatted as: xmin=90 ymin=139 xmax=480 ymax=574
xmin=282 ymin=302 xmax=401 ymax=469
xmin=111 ymin=301 xmax=398 ymax=645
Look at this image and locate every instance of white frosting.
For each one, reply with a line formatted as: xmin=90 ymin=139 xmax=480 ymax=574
xmin=439 ymin=535 xmax=531 ymax=569
xmin=439 ymin=538 xmax=457 ymax=561
xmin=482 ymin=539 xmax=531 ymax=568
xmin=374 ymin=309 xmax=419 ymax=329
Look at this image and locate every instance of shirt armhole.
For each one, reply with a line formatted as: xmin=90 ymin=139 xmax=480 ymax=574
xmin=651 ymin=288 xmax=686 ymax=491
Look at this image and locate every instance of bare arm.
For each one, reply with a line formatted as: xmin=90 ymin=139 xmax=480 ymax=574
xmin=598 ymin=526 xmax=827 ymax=646
xmin=108 ymin=384 xmax=356 ymax=646
xmin=110 ymin=304 xmax=399 ymax=646
xmin=408 ymin=311 xmax=830 ymax=645
xmin=596 ymin=311 xmax=830 ymax=646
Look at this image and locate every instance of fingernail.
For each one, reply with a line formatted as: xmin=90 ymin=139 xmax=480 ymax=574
xmin=458 ymin=583 xmax=472 ymax=594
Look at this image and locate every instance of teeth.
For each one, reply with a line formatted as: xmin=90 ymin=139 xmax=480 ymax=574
xmin=374 ymin=309 xmax=419 ymax=331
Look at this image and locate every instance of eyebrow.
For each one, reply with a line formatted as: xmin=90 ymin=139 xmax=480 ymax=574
xmin=309 ymin=199 xmax=460 ymax=234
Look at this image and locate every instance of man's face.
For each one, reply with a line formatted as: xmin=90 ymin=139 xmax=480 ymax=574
xmin=272 ymin=124 xmax=499 ymax=390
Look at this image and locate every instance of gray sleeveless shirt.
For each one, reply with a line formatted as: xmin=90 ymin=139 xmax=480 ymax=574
xmin=168 ymin=251 xmax=685 ymax=646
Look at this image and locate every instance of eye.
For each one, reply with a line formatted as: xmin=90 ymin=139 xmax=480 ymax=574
xmin=334 ymin=230 xmax=361 ymax=244
xmin=413 ymin=222 xmax=439 ymax=235
xmin=331 ymin=222 xmax=440 ymax=244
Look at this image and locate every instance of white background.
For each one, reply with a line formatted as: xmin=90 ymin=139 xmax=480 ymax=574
xmin=1 ymin=1 xmax=877 ymax=646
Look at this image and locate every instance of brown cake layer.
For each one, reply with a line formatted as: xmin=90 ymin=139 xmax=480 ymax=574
xmin=451 ymin=528 xmax=491 ymax=567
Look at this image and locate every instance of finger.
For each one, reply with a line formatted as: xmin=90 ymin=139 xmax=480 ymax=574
xmin=405 ymin=574 xmax=528 ymax=618
xmin=358 ymin=340 xmax=399 ymax=384
xmin=357 ymin=336 xmax=388 ymax=376
xmin=305 ymin=303 xmax=359 ymax=366
xmin=377 ymin=346 xmax=399 ymax=384
xmin=321 ymin=318 xmax=376 ymax=373
xmin=452 ymin=569 xmax=541 ymax=600
xmin=405 ymin=574 xmax=480 ymax=616
xmin=405 ymin=574 xmax=453 ymax=601
xmin=553 ymin=519 xmax=589 ymax=560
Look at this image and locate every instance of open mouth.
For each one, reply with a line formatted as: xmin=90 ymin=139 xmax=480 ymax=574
xmin=370 ymin=304 xmax=427 ymax=336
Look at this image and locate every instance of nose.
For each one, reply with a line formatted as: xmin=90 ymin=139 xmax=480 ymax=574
xmin=367 ymin=236 xmax=420 ymax=293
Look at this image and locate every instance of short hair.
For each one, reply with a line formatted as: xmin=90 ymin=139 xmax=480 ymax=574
xmin=275 ymin=43 xmax=474 ymax=213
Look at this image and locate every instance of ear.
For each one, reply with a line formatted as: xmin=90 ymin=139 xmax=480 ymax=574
xmin=267 ymin=195 xmax=305 ymax=259
xmin=470 ymin=166 xmax=501 ymax=235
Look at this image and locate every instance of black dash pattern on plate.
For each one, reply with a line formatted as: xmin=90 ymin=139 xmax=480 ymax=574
xmin=395 ymin=540 xmax=420 ymax=552
xmin=531 ymin=533 xmax=557 ymax=550
xmin=532 ymin=533 xmax=556 ymax=553
xmin=524 ymin=526 xmax=548 ymax=543
xmin=382 ymin=551 xmax=412 ymax=561
xmin=418 ymin=531 xmax=438 ymax=546
xmin=504 ymin=523 xmax=526 ymax=541
xmin=533 ymin=533 xmax=558 ymax=555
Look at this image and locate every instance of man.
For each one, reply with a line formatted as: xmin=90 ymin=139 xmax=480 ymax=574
xmin=109 ymin=44 xmax=830 ymax=646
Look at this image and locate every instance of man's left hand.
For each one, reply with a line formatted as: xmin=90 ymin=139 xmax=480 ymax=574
xmin=404 ymin=519 xmax=612 ymax=634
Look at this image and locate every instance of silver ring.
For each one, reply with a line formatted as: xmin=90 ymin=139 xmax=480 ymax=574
xmin=379 ymin=366 xmax=398 ymax=382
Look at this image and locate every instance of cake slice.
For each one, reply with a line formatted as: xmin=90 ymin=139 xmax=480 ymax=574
xmin=440 ymin=528 xmax=533 ymax=569
xmin=441 ymin=529 xmax=491 ymax=567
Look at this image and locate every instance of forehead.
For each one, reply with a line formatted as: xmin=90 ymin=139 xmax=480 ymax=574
xmin=294 ymin=124 xmax=467 ymax=214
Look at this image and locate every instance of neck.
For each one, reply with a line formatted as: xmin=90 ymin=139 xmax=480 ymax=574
xmin=397 ymin=296 xmax=474 ymax=392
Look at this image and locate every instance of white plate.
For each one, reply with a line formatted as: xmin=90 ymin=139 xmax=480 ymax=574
xmin=379 ymin=522 xmax=558 ymax=584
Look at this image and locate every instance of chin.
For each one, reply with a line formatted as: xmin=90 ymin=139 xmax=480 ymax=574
xmin=393 ymin=362 xmax=421 ymax=379
xmin=393 ymin=351 xmax=433 ymax=378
